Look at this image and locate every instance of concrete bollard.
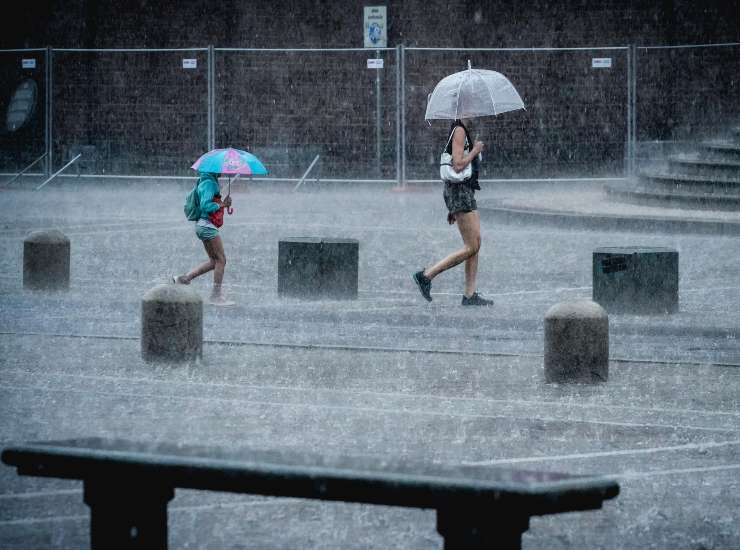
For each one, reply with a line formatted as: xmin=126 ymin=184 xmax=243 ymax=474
xmin=278 ymin=238 xmax=359 ymax=299
xmin=23 ymin=229 xmax=70 ymax=290
xmin=544 ymin=300 xmax=609 ymax=384
xmin=141 ymin=284 xmax=203 ymax=362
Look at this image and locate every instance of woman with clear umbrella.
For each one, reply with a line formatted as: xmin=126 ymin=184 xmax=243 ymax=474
xmin=412 ymin=62 xmax=525 ymax=305
xmin=412 ymin=117 xmax=492 ymax=306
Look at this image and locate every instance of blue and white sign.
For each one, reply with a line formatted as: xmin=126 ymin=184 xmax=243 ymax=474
xmin=182 ymin=58 xmax=197 ymax=69
xmin=22 ymin=59 xmax=36 ymax=69
xmin=364 ymin=6 xmax=387 ymax=48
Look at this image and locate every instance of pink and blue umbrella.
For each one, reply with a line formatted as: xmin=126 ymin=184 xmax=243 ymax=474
xmin=191 ymin=147 xmax=268 ymax=176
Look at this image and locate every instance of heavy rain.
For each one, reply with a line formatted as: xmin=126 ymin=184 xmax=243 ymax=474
xmin=1 ymin=2 xmax=739 ymax=549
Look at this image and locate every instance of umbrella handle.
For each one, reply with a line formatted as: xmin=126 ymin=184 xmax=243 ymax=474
xmin=227 ymin=206 xmax=234 ymax=215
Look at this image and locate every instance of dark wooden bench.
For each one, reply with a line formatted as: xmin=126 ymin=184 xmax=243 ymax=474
xmin=2 ymin=438 xmax=619 ymax=549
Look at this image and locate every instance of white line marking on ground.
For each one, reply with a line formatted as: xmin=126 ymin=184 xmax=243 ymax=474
xmin=461 ymin=439 xmax=740 ymax=466
xmin=610 ymin=463 xmax=740 ymax=480
xmin=2 ymin=272 xmax=739 ymax=302
xmin=3 ymin=366 xmax=739 ymax=419
xmin=0 ymin=489 xmax=80 ymax=500
xmin=1 ymin=384 xmax=737 ymax=434
xmin=0 ymin=498 xmax=301 ymax=526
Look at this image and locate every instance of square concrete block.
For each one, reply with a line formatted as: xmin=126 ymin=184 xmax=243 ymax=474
xmin=593 ymin=247 xmax=678 ymax=314
xmin=278 ymin=238 xmax=358 ymax=299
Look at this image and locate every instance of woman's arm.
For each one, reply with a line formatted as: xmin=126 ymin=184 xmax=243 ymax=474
xmin=451 ymin=127 xmax=484 ymax=172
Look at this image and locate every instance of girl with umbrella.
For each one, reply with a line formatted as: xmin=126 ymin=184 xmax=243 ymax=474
xmin=173 ymin=148 xmax=267 ymax=307
xmin=173 ymin=171 xmax=234 ymax=306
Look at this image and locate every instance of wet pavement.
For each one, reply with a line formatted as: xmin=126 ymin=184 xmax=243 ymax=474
xmin=0 ymin=180 xmax=738 ymax=548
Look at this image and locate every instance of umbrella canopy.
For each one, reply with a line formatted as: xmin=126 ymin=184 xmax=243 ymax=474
xmin=425 ymin=61 xmax=525 ymax=120
xmin=191 ymin=147 xmax=268 ymax=176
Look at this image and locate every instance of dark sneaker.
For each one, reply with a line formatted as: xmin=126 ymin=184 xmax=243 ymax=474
xmin=461 ymin=292 xmax=493 ymax=306
xmin=412 ymin=270 xmax=432 ymax=302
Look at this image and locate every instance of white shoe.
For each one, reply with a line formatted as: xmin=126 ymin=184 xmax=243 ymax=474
xmin=209 ymin=296 xmax=236 ymax=307
xmin=172 ymin=275 xmax=190 ymax=285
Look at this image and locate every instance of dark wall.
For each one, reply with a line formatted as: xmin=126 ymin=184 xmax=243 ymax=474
xmin=3 ymin=1 xmax=738 ymax=177
xmin=8 ymin=0 xmax=740 ymax=49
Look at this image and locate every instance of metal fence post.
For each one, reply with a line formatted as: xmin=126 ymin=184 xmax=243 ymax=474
xmin=395 ymin=45 xmax=401 ymax=186
xmin=208 ymin=45 xmax=215 ymax=150
xmin=375 ymin=49 xmax=382 ymax=178
xmin=625 ymin=45 xmax=632 ymax=177
xmin=400 ymin=45 xmax=406 ymax=187
xmin=45 ymin=46 xmax=53 ymax=177
xmin=630 ymin=44 xmax=637 ymax=177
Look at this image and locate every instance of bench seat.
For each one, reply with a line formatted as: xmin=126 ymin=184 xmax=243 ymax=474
xmin=2 ymin=438 xmax=619 ymax=549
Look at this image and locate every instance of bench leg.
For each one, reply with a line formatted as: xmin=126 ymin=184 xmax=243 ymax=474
xmin=436 ymin=507 xmax=530 ymax=550
xmin=83 ymin=478 xmax=174 ymax=550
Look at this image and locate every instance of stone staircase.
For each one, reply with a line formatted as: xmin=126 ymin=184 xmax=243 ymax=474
xmin=606 ymin=127 xmax=740 ymax=211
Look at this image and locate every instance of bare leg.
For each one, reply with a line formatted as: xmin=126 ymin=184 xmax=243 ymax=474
xmin=424 ymin=211 xmax=481 ymax=296
xmin=179 ymin=236 xmax=226 ymax=294
xmin=202 ymin=236 xmax=227 ymax=298
xmin=464 ymin=245 xmax=479 ymax=298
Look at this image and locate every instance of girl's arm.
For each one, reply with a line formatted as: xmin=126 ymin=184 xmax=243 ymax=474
xmin=198 ymin=181 xmax=223 ymax=214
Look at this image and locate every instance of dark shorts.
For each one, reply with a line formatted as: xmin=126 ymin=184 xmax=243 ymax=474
xmin=443 ymin=180 xmax=477 ymax=214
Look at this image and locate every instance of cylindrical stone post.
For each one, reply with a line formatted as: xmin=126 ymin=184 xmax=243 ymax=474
xmin=23 ymin=229 xmax=70 ymax=290
xmin=544 ymin=300 xmax=609 ymax=384
xmin=141 ymin=284 xmax=203 ymax=362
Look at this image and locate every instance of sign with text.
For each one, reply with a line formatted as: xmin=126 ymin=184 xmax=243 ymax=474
xmin=22 ymin=59 xmax=36 ymax=69
xmin=367 ymin=58 xmax=384 ymax=69
xmin=182 ymin=58 xmax=197 ymax=69
xmin=364 ymin=6 xmax=387 ymax=48
xmin=592 ymin=58 xmax=612 ymax=69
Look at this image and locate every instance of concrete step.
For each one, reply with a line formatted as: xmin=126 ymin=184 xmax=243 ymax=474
xmin=606 ymin=184 xmax=740 ymax=211
xmin=668 ymin=155 xmax=740 ymax=178
xmin=698 ymin=141 xmax=740 ymax=162
xmin=638 ymin=172 xmax=740 ymax=196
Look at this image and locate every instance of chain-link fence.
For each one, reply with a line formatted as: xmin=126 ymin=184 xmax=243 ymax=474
xmin=215 ymin=48 xmax=399 ymax=181
xmin=0 ymin=43 xmax=737 ymax=183
xmin=405 ymin=47 xmax=630 ymax=180
xmin=50 ymin=48 xmax=209 ymax=176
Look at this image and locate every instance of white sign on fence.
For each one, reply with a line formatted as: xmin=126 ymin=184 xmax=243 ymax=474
xmin=592 ymin=58 xmax=612 ymax=69
xmin=182 ymin=59 xmax=197 ymax=69
xmin=367 ymin=58 xmax=384 ymax=69
xmin=22 ymin=59 xmax=36 ymax=69
xmin=364 ymin=6 xmax=387 ymax=48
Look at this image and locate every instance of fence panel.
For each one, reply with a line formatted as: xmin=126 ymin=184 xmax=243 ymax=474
xmin=636 ymin=43 xmax=740 ymax=167
xmin=405 ymin=48 xmax=629 ymax=180
xmin=51 ymin=49 xmax=208 ymax=176
xmin=0 ymin=49 xmax=46 ymax=174
xmin=215 ymin=48 xmax=399 ymax=181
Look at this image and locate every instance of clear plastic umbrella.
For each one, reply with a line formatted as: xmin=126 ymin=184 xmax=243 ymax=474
xmin=425 ymin=60 xmax=525 ymax=120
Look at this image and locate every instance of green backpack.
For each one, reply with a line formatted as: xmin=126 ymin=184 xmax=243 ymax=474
xmin=184 ymin=181 xmax=201 ymax=221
